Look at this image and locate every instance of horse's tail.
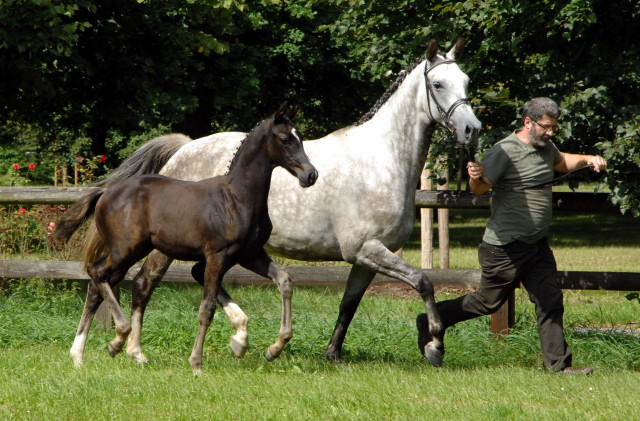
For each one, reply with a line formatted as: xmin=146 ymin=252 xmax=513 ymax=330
xmin=52 ymin=189 xmax=104 ymax=245
xmin=97 ymin=133 xmax=192 ymax=187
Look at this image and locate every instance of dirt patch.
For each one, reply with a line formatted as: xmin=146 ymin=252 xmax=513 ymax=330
xmin=365 ymin=282 xmax=475 ymax=299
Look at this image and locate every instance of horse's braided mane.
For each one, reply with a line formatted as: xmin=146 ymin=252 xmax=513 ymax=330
xmin=356 ymin=54 xmax=428 ymax=126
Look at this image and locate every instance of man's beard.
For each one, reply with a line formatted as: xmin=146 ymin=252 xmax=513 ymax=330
xmin=528 ymin=132 xmax=550 ymax=148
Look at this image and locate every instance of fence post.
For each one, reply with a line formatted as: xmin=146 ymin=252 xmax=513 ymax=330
xmin=490 ymin=290 xmax=515 ymax=334
xmin=420 ymin=166 xmax=434 ymax=268
xmin=437 ymin=169 xmax=450 ymax=269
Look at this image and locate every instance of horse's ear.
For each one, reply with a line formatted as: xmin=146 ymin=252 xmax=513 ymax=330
xmin=275 ymin=101 xmax=289 ymax=120
xmin=426 ymin=39 xmax=439 ymax=62
xmin=284 ymin=104 xmax=299 ymax=120
xmin=447 ymin=38 xmax=465 ymax=60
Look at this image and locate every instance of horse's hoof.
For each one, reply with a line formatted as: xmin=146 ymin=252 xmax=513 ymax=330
xmin=230 ymin=336 xmax=247 ymax=358
xmin=70 ymin=353 xmax=84 ymax=368
xmin=107 ymin=342 xmax=120 ymax=358
xmin=325 ymin=351 xmax=343 ymax=364
xmin=265 ymin=348 xmax=277 ymax=362
xmin=424 ymin=341 xmax=444 ymax=367
xmin=128 ymin=351 xmax=149 ymax=364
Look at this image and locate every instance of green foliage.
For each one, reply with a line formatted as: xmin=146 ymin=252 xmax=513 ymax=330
xmin=0 ymin=205 xmax=69 ymax=258
xmin=597 ymin=117 xmax=640 ymax=216
xmin=1 ymin=0 xmax=639 ymax=213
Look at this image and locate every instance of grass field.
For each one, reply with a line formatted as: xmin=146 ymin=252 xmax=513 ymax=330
xmin=1 ymin=189 xmax=639 ymax=420
xmin=1 ymin=282 xmax=639 ymax=420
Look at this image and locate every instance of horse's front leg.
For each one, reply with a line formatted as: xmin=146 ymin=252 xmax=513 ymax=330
xmin=192 ymin=261 xmax=249 ymax=358
xmin=352 ymin=239 xmax=444 ymax=366
xmin=325 ymin=264 xmax=376 ymax=362
xmin=126 ymin=250 xmax=174 ymax=364
xmin=189 ymin=257 xmax=225 ymax=375
xmin=70 ymin=280 xmax=104 ymax=366
xmin=240 ymin=249 xmax=293 ymax=361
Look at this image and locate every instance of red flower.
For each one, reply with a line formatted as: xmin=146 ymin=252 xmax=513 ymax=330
xmin=17 ymin=208 xmax=26 ymax=215
xmin=13 ymin=163 xmax=19 ymax=170
xmin=99 ymin=155 xmax=106 ymax=163
xmin=28 ymin=163 xmax=36 ymax=170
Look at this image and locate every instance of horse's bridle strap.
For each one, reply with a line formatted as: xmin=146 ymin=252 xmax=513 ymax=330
xmin=424 ymin=59 xmax=470 ymax=132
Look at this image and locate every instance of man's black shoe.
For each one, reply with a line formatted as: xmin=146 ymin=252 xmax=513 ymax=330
xmin=557 ymin=366 xmax=594 ymax=376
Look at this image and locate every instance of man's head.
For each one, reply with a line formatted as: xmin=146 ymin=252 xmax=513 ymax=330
xmin=521 ymin=97 xmax=560 ymax=148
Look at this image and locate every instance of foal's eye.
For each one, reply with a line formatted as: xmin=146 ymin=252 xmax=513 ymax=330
xmin=280 ymin=136 xmax=291 ymax=145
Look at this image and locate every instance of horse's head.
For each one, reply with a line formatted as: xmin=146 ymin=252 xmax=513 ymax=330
xmin=424 ymin=38 xmax=481 ymax=145
xmin=268 ymin=102 xmax=318 ymax=188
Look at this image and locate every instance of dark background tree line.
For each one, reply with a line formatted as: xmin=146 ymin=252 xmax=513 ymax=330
xmin=1 ymin=0 xmax=638 ymax=214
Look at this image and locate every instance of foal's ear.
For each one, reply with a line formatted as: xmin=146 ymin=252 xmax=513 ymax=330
xmin=447 ymin=37 xmax=465 ymax=60
xmin=426 ymin=39 xmax=439 ymax=62
xmin=275 ymin=101 xmax=289 ymax=120
xmin=284 ymin=104 xmax=299 ymax=120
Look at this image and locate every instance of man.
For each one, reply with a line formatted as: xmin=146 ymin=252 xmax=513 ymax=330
xmin=417 ymin=97 xmax=606 ymax=375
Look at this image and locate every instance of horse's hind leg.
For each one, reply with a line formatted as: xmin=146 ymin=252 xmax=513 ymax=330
xmin=70 ymin=280 xmax=104 ymax=366
xmin=240 ymin=249 xmax=293 ymax=361
xmin=192 ymin=261 xmax=249 ymax=358
xmin=87 ymin=258 xmax=132 ymax=358
xmin=217 ymin=287 xmax=249 ymax=358
xmin=126 ymin=250 xmax=174 ymax=364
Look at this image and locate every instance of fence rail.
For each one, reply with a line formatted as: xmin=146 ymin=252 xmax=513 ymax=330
xmin=0 ymin=186 xmax=617 ymax=212
xmin=0 ymin=186 xmax=633 ymax=334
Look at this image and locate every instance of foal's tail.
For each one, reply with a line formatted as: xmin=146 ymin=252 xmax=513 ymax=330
xmin=81 ymin=133 xmax=192 ymax=267
xmin=52 ymin=189 xmax=104 ymax=245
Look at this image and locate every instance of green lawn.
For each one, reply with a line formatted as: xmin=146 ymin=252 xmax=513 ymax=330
xmin=1 ymin=282 xmax=639 ymax=420
xmin=1 ymin=185 xmax=639 ymax=420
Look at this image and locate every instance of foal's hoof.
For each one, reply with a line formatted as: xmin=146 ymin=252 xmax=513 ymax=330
xmin=127 ymin=351 xmax=149 ymax=365
xmin=230 ymin=336 xmax=248 ymax=358
xmin=70 ymin=353 xmax=84 ymax=368
xmin=424 ymin=341 xmax=444 ymax=367
xmin=107 ymin=341 xmax=121 ymax=358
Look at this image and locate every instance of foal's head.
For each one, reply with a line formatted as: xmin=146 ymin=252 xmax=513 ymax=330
xmin=266 ymin=102 xmax=318 ymax=188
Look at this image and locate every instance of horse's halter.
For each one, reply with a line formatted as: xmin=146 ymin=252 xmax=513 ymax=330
xmin=424 ymin=59 xmax=471 ymax=134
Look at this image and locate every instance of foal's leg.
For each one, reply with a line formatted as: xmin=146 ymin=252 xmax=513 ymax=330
xmin=126 ymin=250 xmax=174 ymax=363
xmin=330 ymin=239 xmax=444 ymax=366
xmin=240 ymin=249 xmax=293 ymax=362
xmin=70 ymin=280 xmax=104 ymax=366
xmin=192 ymin=262 xmax=249 ymax=358
xmin=189 ymin=256 xmax=225 ymax=375
xmin=87 ymin=257 xmax=132 ymax=358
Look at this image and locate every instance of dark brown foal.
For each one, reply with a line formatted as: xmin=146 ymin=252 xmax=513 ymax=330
xmin=54 ymin=102 xmax=317 ymax=374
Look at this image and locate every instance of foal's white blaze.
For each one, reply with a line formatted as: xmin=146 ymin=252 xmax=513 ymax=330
xmin=291 ymin=128 xmax=302 ymax=144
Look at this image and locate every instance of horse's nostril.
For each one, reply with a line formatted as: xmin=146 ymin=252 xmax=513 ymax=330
xmin=308 ymin=170 xmax=318 ymax=185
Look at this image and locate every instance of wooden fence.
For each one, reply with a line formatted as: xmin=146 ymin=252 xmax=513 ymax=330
xmin=1 ymin=186 xmax=637 ymax=334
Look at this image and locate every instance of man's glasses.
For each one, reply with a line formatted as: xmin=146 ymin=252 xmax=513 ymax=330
xmin=531 ymin=119 xmax=559 ymax=133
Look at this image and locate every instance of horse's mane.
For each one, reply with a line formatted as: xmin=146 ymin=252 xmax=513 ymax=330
xmin=356 ymin=54 xmax=427 ymax=126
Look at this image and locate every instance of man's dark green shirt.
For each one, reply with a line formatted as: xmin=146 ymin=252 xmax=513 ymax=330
xmin=481 ymin=131 xmax=563 ymax=245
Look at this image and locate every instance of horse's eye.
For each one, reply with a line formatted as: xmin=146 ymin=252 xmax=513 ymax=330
xmin=433 ymin=81 xmax=443 ymax=90
xmin=280 ymin=136 xmax=291 ymax=146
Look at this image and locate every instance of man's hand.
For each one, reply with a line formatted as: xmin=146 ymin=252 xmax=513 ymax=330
xmin=467 ymin=161 xmax=491 ymax=195
xmin=587 ymin=155 xmax=607 ymax=172
xmin=467 ymin=161 xmax=484 ymax=180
